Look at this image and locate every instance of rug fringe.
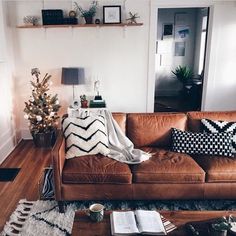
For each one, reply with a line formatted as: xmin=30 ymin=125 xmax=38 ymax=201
xmin=6 ymin=222 xmax=23 ymax=232
xmin=1 ymin=199 xmax=34 ymax=236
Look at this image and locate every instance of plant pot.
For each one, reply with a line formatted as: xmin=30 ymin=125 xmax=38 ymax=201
xmin=32 ymin=130 xmax=56 ymax=148
xmin=84 ymin=15 xmax=93 ymax=24
xmin=81 ymin=100 xmax=88 ymax=108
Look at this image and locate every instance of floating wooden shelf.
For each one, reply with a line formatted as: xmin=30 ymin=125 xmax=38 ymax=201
xmin=17 ymin=23 xmax=143 ymax=29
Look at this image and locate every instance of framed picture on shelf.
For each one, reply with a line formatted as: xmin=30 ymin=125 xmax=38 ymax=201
xmin=103 ymin=6 xmax=121 ymax=24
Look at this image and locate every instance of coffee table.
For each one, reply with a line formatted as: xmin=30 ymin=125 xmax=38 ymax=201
xmin=72 ymin=210 xmax=236 ymax=235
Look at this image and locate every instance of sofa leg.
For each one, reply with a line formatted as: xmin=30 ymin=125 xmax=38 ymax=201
xmin=58 ymin=201 xmax=65 ymax=213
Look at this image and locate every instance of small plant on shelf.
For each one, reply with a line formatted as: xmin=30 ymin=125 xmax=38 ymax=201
xmin=80 ymin=94 xmax=88 ymax=108
xmin=24 ymin=68 xmax=61 ymax=147
xmin=74 ymin=1 xmax=98 ymax=24
xmin=126 ymin=12 xmax=140 ymax=24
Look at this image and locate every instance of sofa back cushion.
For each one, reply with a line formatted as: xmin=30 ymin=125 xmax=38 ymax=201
xmin=112 ymin=113 xmax=126 ymax=134
xmin=187 ymin=111 xmax=236 ymax=132
xmin=127 ymin=113 xmax=187 ymax=148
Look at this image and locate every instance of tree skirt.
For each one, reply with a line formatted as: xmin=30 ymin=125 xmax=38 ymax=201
xmin=2 ymin=199 xmax=236 ymax=236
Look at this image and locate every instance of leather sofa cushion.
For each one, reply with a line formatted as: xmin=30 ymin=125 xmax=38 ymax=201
xmin=187 ymin=111 xmax=236 ymax=132
xmin=131 ymin=147 xmax=205 ymax=183
xmin=112 ymin=113 xmax=126 ymax=134
xmin=127 ymin=113 xmax=187 ymax=148
xmin=62 ymin=154 xmax=132 ymax=184
xmin=194 ymin=155 xmax=236 ymax=182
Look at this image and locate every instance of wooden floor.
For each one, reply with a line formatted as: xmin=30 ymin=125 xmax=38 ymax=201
xmin=0 ymin=140 xmax=51 ymax=231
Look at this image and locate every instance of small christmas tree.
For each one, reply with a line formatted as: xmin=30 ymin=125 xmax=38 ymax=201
xmin=24 ymin=68 xmax=61 ymax=135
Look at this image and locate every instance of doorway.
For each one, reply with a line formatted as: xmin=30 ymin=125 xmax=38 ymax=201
xmin=154 ymin=7 xmax=209 ymax=112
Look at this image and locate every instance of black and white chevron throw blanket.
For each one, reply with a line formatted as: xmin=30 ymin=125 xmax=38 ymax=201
xmin=62 ymin=109 xmax=151 ymax=164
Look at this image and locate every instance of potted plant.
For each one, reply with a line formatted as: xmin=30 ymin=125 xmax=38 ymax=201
xmin=172 ymin=65 xmax=194 ymax=85
xmin=24 ymin=68 xmax=61 ymax=148
xmin=211 ymin=218 xmax=232 ymax=236
xmin=172 ymin=65 xmax=194 ymax=98
xmin=80 ymin=94 xmax=88 ymax=108
xmin=74 ymin=1 xmax=98 ymax=24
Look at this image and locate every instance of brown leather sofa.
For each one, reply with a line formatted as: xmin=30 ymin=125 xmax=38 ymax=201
xmin=52 ymin=111 xmax=236 ymax=212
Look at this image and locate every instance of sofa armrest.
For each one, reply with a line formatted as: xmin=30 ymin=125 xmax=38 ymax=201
xmin=52 ymin=130 xmax=66 ymax=200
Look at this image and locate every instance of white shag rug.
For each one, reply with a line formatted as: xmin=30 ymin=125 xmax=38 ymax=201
xmin=1 ymin=200 xmax=75 ymax=236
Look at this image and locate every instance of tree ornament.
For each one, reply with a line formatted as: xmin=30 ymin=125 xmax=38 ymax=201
xmin=36 ymin=115 xmax=42 ymax=121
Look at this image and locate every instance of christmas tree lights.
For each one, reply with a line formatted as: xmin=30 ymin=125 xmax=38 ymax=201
xmin=24 ymin=68 xmax=61 ymax=134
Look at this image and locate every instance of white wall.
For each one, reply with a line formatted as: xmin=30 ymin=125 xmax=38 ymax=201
xmin=202 ymin=2 xmax=236 ymax=111
xmin=1 ymin=0 xmax=236 ymax=147
xmin=0 ymin=0 xmax=5 ymax=63
xmin=7 ymin=0 xmax=150 ymax=139
xmin=0 ymin=0 xmax=19 ymax=164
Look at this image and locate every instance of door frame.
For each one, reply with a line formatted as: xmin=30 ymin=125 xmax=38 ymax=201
xmin=146 ymin=0 xmax=215 ymax=112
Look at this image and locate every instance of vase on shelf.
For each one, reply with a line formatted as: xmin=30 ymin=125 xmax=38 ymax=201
xmin=81 ymin=100 xmax=88 ymax=108
xmin=84 ymin=16 xmax=93 ymax=24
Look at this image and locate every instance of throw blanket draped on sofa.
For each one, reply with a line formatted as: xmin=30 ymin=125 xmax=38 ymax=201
xmin=75 ymin=109 xmax=151 ymax=164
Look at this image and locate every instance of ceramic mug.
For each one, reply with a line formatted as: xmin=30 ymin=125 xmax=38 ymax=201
xmin=87 ymin=203 xmax=105 ymax=222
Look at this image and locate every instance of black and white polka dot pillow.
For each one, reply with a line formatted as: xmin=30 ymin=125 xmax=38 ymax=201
xmin=171 ymin=128 xmax=233 ymax=157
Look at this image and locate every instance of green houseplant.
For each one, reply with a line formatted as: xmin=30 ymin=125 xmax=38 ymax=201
xmin=80 ymin=94 xmax=88 ymax=108
xmin=74 ymin=1 xmax=98 ymax=24
xmin=24 ymin=68 xmax=61 ymax=148
xmin=172 ymin=65 xmax=193 ymax=85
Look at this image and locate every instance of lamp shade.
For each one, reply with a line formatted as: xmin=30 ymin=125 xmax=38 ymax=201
xmin=61 ymin=67 xmax=85 ymax=85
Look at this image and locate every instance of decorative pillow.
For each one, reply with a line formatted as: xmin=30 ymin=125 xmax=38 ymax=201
xmin=201 ymin=118 xmax=236 ymax=153
xmin=171 ymin=128 xmax=233 ymax=157
xmin=62 ymin=115 xmax=110 ymax=159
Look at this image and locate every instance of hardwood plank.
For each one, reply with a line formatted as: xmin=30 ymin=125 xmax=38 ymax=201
xmin=0 ymin=140 xmax=52 ymax=231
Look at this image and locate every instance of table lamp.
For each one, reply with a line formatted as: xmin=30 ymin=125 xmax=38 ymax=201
xmin=61 ymin=67 xmax=85 ymax=101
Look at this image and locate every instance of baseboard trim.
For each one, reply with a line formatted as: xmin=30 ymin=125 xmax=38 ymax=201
xmin=0 ymin=134 xmax=19 ymax=165
xmin=21 ymin=129 xmax=32 ymax=140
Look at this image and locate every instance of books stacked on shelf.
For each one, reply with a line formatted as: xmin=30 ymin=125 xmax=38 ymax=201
xmin=90 ymin=99 xmax=106 ymax=108
xmin=110 ymin=210 xmax=177 ymax=235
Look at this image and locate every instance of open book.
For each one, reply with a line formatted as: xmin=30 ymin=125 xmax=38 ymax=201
xmin=110 ymin=210 xmax=167 ymax=235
